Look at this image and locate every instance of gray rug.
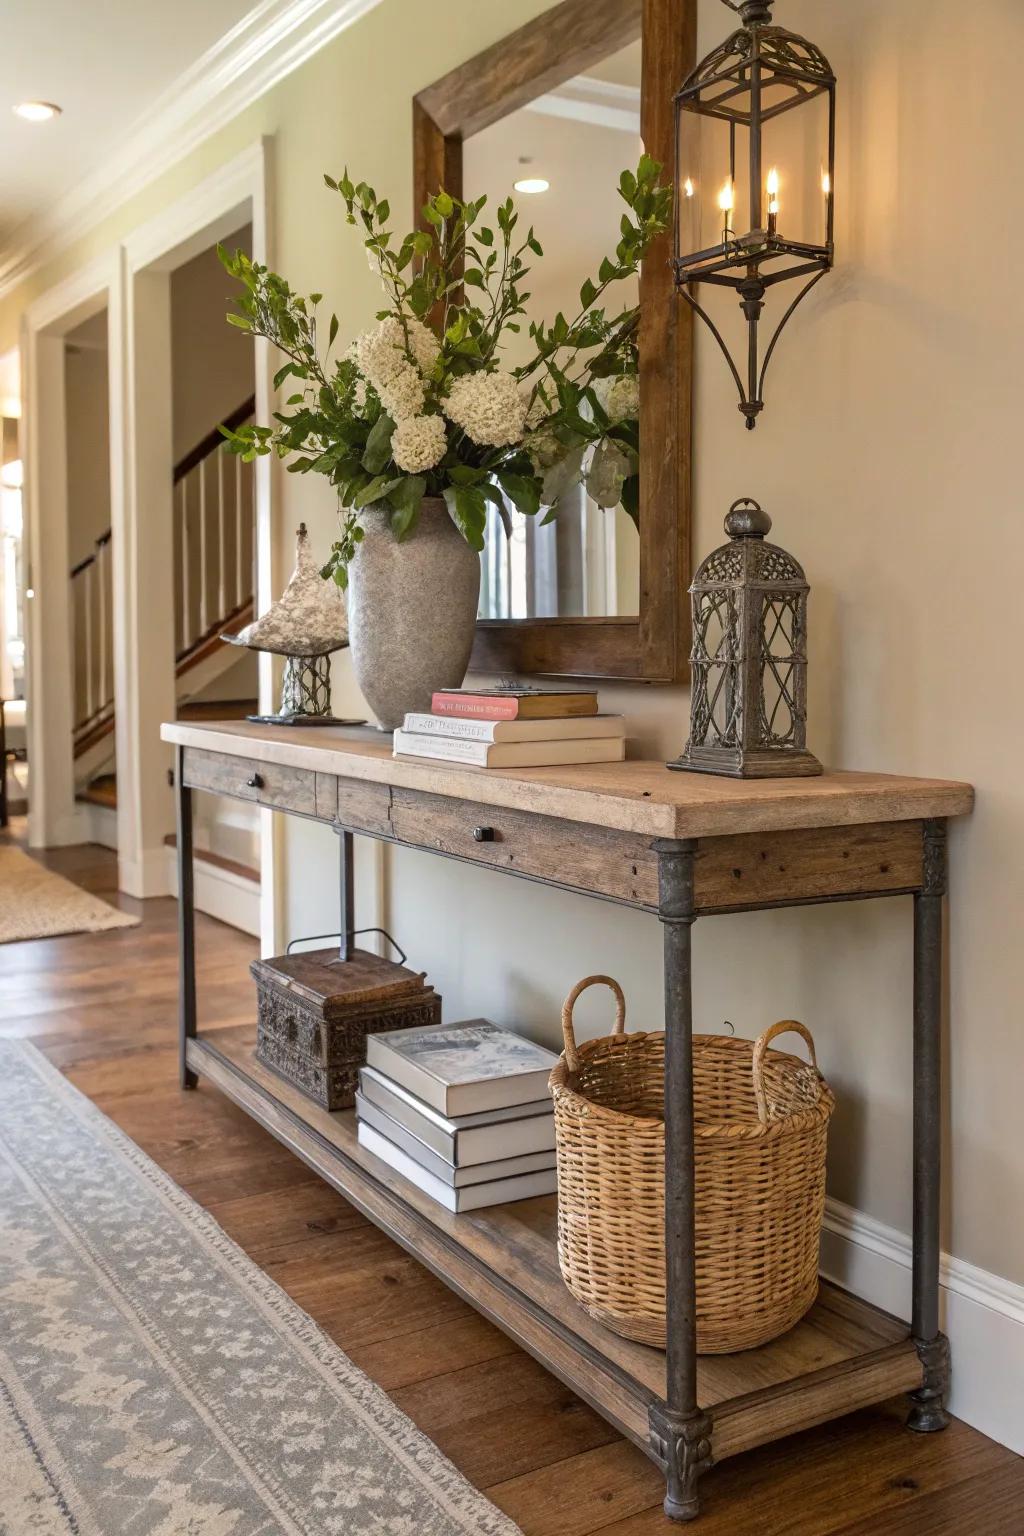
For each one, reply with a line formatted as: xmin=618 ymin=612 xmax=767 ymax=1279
xmin=0 ymin=1041 xmax=520 ymax=1536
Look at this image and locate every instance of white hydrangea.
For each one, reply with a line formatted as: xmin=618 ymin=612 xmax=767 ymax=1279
xmin=354 ymin=317 xmax=408 ymax=390
xmin=351 ymin=377 xmax=368 ymax=414
xmin=353 ymin=315 xmax=439 ymax=393
xmin=391 ymin=413 xmax=447 ymax=474
xmin=444 ymin=371 xmax=527 ymax=447
xmin=377 ymin=361 xmax=425 ymax=422
xmin=405 ymin=317 xmax=441 ymax=377
xmin=592 ymin=373 xmax=640 ymax=423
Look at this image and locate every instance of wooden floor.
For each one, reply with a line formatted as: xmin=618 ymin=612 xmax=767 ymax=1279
xmin=2 ymin=827 xmax=1022 ymax=1534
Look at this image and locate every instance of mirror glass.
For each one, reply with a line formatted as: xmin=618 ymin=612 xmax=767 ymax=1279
xmin=463 ymin=39 xmax=642 ymax=621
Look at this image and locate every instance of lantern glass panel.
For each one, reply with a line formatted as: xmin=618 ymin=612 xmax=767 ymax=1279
xmin=759 ymin=593 xmax=801 ymax=747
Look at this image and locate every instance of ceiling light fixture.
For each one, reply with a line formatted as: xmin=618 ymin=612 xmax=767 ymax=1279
xmin=513 ymin=177 xmax=549 ymax=195
xmin=13 ymin=101 xmax=62 ymax=123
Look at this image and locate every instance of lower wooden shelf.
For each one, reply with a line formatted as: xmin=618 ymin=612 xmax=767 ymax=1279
xmin=188 ymin=1027 xmax=923 ymax=1465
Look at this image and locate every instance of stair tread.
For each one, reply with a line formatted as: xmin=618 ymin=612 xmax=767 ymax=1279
xmin=77 ymin=774 xmax=117 ymax=810
xmin=163 ymin=833 xmax=259 ymax=885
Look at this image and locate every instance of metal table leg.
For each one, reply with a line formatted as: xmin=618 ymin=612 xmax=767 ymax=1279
xmin=650 ymin=839 xmax=713 ymax=1520
xmin=908 ymin=818 xmax=950 ymax=1431
xmin=176 ymin=744 xmax=197 ymax=1090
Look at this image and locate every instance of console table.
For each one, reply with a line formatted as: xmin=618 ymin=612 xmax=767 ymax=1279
xmin=162 ymin=718 xmax=973 ymax=1522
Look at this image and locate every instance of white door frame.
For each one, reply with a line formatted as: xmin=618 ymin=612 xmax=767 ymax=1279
xmin=21 ymin=253 xmax=124 ymax=850
xmin=121 ymin=138 xmax=282 ymax=943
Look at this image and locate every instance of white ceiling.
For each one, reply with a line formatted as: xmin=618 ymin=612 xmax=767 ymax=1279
xmin=0 ymin=0 xmax=257 ymax=248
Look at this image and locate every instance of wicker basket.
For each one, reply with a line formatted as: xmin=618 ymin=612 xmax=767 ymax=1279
xmin=550 ymin=975 xmax=835 ymax=1354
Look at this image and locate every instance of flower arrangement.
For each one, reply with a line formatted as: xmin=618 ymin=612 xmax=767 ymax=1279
xmin=219 ymin=157 xmax=671 ymax=586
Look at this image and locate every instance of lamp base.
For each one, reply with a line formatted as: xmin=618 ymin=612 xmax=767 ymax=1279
xmin=668 ymin=746 xmax=823 ymax=779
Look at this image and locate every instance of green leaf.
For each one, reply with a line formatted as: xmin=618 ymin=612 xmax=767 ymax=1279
xmin=354 ymin=473 xmax=403 ymax=509
xmin=541 ymin=445 xmax=585 ymax=509
xmin=434 ymin=190 xmax=455 ymax=218
xmin=328 ymin=314 xmax=339 ymax=348
xmin=443 ymin=484 xmax=487 ymax=551
xmin=389 ymin=475 xmax=426 ymax=541
xmin=496 ymin=471 xmax=541 ymax=518
xmin=362 ymin=413 xmax=395 ymax=475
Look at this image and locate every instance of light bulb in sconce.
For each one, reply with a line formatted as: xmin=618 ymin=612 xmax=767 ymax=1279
xmin=766 ymin=167 xmax=780 ymax=236
xmin=683 ymin=177 xmax=695 ymax=199
xmin=822 ymin=170 xmax=832 ymax=197
xmin=718 ymin=179 xmax=734 ymax=242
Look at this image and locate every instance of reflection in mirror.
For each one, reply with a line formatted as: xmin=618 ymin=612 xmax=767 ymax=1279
xmin=464 ymin=40 xmax=642 ymax=621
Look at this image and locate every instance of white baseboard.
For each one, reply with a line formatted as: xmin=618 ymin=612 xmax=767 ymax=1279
xmin=165 ymin=847 xmax=260 ymax=937
xmin=821 ymin=1197 xmax=1024 ymax=1454
xmin=80 ymin=802 xmax=118 ymax=851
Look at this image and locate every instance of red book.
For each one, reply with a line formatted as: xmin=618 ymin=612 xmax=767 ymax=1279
xmin=430 ymin=688 xmax=599 ymax=721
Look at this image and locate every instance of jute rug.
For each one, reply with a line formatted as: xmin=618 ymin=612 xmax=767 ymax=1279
xmin=0 ymin=845 xmax=139 ymax=944
xmin=0 ymin=1040 xmax=520 ymax=1536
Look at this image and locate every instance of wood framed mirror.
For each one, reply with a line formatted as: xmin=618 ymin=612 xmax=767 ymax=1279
xmin=414 ymin=0 xmax=696 ymax=682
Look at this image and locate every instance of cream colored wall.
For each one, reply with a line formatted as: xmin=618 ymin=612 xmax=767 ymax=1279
xmin=64 ymin=332 xmax=110 ymax=570
xmin=0 ymin=0 xmax=1020 ymax=1293
xmin=170 ymin=226 xmax=253 ymax=464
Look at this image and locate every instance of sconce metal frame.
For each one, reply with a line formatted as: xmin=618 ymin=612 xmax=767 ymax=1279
xmin=673 ymin=0 xmax=835 ymax=429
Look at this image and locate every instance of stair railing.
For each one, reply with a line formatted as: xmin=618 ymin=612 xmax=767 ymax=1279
xmin=70 ymin=529 xmax=113 ymax=739
xmin=173 ymin=395 xmax=256 ymax=662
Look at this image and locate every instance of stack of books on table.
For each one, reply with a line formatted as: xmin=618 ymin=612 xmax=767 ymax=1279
xmin=392 ymin=687 xmax=626 ymax=769
xmin=355 ymin=1019 xmax=559 ymax=1212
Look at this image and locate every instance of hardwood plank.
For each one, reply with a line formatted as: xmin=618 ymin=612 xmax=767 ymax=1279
xmin=488 ymin=1440 xmax=664 ymax=1536
xmin=831 ymin=1459 xmax=1024 ymax=1536
xmin=600 ymin=1401 xmax=1018 ymax=1534
xmin=391 ymin=1353 xmax=620 ymax=1486
xmin=163 ymin=721 xmax=974 ymax=839
xmin=693 ymin=821 xmax=924 ymax=912
xmin=346 ymin=1312 xmax=518 ymax=1390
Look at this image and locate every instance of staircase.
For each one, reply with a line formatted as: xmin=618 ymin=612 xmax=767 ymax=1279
xmin=71 ymin=396 xmax=258 ymax=791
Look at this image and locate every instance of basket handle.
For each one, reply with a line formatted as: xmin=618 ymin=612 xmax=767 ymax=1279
xmin=561 ymin=975 xmax=626 ymax=1074
xmin=752 ymin=1019 xmax=819 ymax=1124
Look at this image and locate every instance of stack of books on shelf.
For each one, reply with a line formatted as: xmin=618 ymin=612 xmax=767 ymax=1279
xmin=355 ymin=1019 xmax=559 ymax=1212
xmin=392 ymin=687 xmax=626 ymax=769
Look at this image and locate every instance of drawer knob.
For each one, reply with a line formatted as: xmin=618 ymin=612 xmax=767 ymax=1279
xmin=246 ymin=773 xmax=264 ymax=789
xmin=473 ymin=825 xmax=495 ymax=843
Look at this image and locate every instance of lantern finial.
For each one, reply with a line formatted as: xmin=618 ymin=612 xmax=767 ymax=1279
xmin=722 ymin=0 xmax=774 ymax=25
xmin=724 ymin=498 xmax=772 ymax=540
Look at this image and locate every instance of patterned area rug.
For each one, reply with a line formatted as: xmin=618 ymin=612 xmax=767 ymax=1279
xmin=0 ymin=1041 xmax=520 ymax=1536
xmin=0 ymin=846 xmax=139 ymax=944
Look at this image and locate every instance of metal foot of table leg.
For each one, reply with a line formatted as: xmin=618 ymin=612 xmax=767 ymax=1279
xmin=650 ymin=1406 xmax=714 ymax=1522
xmin=907 ymin=1332 xmax=951 ymax=1433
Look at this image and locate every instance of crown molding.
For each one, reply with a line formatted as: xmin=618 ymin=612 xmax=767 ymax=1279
xmin=0 ymin=0 xmax=382 ymax=303
xmin=524 ymin=73 xmax=641 ymax=135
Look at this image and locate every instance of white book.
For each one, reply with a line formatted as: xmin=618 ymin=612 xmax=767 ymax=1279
xmin=402 ymin=712 xmax=625 ymax=745
xmin=365 ymin=1018 xmax=558 ymax=1116
xmin=358 ymin=1121 xmax=558 ymax=1212
xmin=393 ymin=729 xmax=626 ymax=769
xmin=355 ymin=1093 xmax=556 ymax=1186
xmin=359 ymin=1065 xmax=554 ymax=1165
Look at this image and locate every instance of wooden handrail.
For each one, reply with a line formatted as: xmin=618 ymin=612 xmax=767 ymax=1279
xmin=173 ymin=394 xmax=255 ymax=484
xmin=69 ymin=527 xmax=113 ymax=580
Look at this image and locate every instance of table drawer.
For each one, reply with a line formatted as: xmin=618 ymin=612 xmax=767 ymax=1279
xmin=389 ymin=787 xmax=658 ymax=908
xmin=182 ymin=749 xmax=317 ymax=816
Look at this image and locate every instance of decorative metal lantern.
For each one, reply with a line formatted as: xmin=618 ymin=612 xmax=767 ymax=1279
xmin=673 ymin=0 xmax=836 ymax=429
xmin=670 ymin=498 xmax=821 ymax=778
xmin=223 ymin=523 xmax=362 ymax=727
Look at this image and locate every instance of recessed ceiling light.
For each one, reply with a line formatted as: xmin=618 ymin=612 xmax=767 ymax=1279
xmin=13 ymin=101 xmax=62 ymax=123
xmin=514 ymin=177 xmax=549 ymax=195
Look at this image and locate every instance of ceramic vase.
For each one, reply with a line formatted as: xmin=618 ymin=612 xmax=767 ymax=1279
xmin=347 ymin=497 xmax=481 ymax=730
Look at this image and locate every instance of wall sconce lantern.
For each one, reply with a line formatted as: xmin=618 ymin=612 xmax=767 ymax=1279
xmin=670 ymin=498 xmax=821 ymax=779
xmin=673 ymin=0 xmax=836 ymax=429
